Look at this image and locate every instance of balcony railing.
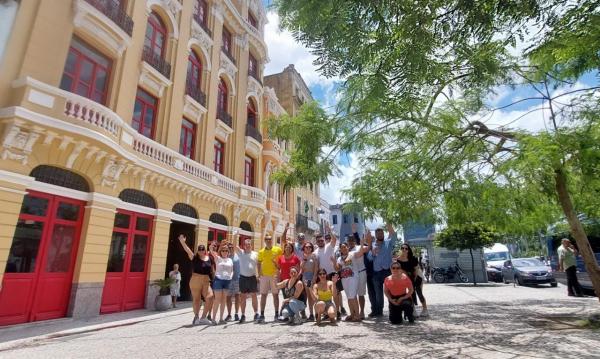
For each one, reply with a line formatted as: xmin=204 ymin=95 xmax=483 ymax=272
xmin=245 ymin=123 xmax=262 ymax=143
xmin=84 ymin=0 xmax=134 ymax=36
xmin=192 ymin=14 xmax=212 ymax=37
xmin=249 ymin=72 xmax=262 ymax=86
xmin=296 ymin=214 xmax=308 ymax=229
xmin=221 ymin=48 xmax=236 ymax=66
xmin=14 ymin=77 xmax=268 ymax=207
xmin=142 ymin=46 xmax=171 ymax=79
xmin=185 ymin=84 xmax=206 ymax=107
xmin=217 ymin=109 xmax=233 ymax=128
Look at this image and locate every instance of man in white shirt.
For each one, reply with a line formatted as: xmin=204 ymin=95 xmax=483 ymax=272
xmin=235 ymin=238 xmax=260 ymax=322
xmin=348 ymin=223 xmax=369 ymax=319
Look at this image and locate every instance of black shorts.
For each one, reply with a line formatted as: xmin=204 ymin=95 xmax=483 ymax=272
xmin=327 ymin=272 xmax=344 ymax=292
xmin=239 ymin=275 xmax=258 ymax=293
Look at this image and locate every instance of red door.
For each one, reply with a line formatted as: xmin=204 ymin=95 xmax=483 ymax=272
xmin=100 ymin=210 xmax=152 ymax=314
xmin=0 ymin=191 xmax=85 ymax=326
xmin=207 ymin=228 xmax=227 ymax=247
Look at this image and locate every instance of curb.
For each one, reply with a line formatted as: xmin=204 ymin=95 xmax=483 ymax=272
xmin=0 ymin=307 xmax=191 ymax=352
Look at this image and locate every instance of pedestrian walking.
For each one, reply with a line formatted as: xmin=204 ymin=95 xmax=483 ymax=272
xmin=257 ymin=234 xmax=283 ymax=322
xmin=370 ymin=223 xmax=397 ymax=317
xmin=177 ymin=235 xmax=214 ymax=325
xmin=558 ymin=238 xmax=584 ymax=297
xmin=168 ymin=263 xmax=181 ymax=308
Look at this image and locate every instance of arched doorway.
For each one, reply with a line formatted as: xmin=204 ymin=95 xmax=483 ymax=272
xmin=100 ymin=189 xmax=156 ymax=314
xmin=208 ymin=213 xmax=228 ymax=247
xmin=239 ymin=221 xmax=253 ymax=247
xmin=0 ymin=166 xmax=88 ymax=325
xmin=165 ymin=203 xmax=198 ymax=301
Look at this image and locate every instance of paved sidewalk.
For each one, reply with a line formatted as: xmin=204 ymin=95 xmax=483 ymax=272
xmin=1 ymin=283 xmax=599 ymax=358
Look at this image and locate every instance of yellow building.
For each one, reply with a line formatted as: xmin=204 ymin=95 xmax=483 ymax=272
xmin=0 ymin=0 xmax=309 ymax=326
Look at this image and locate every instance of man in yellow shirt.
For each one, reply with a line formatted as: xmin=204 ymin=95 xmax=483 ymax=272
xmin=257 ymin=234 xmax=283 ymax=322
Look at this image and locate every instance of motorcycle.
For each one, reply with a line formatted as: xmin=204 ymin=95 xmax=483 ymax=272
xmin=432 ymin=262 xmax=469 ymax=283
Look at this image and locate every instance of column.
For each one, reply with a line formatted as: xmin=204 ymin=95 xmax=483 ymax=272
xmin=0 ymin=180 xmax=27 ymax=285
xmin=144 ymin=214 xmax=172 ymax=309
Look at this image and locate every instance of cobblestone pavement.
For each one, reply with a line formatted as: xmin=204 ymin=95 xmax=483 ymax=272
xmin=1 ymin=283 xmax=598 ymax=359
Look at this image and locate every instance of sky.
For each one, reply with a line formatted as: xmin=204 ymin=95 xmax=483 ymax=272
xmin=260 ymin=4 xmax=599 ymax=213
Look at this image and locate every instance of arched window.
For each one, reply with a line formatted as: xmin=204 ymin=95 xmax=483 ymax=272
xmin=144 ymin=12 xmax=167 ymax=58
xmin=217 ymin=78 xmax=228 ymax=115
xmin=247 ymin=99 xmax=257 ymax=128
xmin=172 ymin=203 xmax=198 ymax=219
xmin=186 ymin=51 xmax=202 ymax=91
xmin=30 ymin=165 xmax=90 ymax=192
xmin=240 ymin=221 xmax=252 ymax=232
xmin=209 ymin=213 xmax=228 ymax=226
xmin=118 ymin=189 xmax=156 ymax=208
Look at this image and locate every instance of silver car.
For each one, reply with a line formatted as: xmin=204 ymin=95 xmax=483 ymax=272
xmin=501 ymin=258 xmax=558 ymax=287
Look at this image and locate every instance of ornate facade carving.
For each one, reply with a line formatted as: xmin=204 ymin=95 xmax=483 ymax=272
xmin=101 ymin=155 xmax=127 ymax=189
xmin=1 ymin=121 xmax=42 ymax=165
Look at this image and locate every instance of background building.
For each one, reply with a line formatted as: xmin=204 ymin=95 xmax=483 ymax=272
xmin=0 ymin=0 xmax=318 ymax=326
xmin=330 ymin=203 xmax=366 ymax=242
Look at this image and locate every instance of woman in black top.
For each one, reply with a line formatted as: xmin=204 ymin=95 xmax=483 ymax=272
xmin=276 ymin=267 xmax=306 ymax=324
xmin=397 ymin=243 xmax=428 ymax=317
xmin=179 ymin=234 xmax=215 ymax=325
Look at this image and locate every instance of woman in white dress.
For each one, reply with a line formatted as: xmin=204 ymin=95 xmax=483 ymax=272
xmin=169 ymin=263 xmax=182 ymax=308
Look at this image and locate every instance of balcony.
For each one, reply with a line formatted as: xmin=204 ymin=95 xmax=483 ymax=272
xmin=296 ymin=214 xmax=308 ymax=229
xmin=221 ymin=48 xmax=236 ymax=66
xmin=217 ymin=109 xmax=233 ymax=129
xmin=142 ymin=46 xmax=171 ymax=79
xmin=192 ymin=14 xmax=212 ymax=38
xmin=84 ymin=0 xmax=133 ymax=36
xmin=249 ymin=72 xmax=262 ymax=86
xmin=185 ymin=84 xmax=206 ymax=107
xmin=8 ymin=77 xmax=267 ymax=209
xmin=245 ymin=123 xmax=262 ymax=143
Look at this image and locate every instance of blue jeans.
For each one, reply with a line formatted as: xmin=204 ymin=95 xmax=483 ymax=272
xmin=366 ymin=273 xmax=376 ymax=313
xmin=373 ymin=269 xmax=391 ymax=315
xmin=282 ymin=298 xmax=306 ymax=318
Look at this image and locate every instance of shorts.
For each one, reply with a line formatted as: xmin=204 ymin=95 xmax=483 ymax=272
xmin=357 ymin=270 xmax=367 ymax=296
xmin=189 ymin=273 xmax=213 ymax=300
xmin=342 ymin=276 xmax=358 ymax=299
xmin=228 ymin=279 xmax=240 ymax=295
xmin=212 ymin=278 xmax=231 ymax=291
xmin=259 ymin=275 xmax=279 ymax=295
xmin=303 ymin=271 xmax=314 ymax=287
xmin=239 ymin=275 xmax=258 ymax=294
xmin=324 ymin=300 xmax=335 ymax=312
xmin=327 ymin=272 xmax=344 ymax=292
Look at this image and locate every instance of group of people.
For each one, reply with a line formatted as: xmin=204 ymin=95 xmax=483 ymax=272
xmin=172 ymin=222 xmax=429 ymax=326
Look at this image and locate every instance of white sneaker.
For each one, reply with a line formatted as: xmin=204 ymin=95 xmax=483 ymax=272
xmin=420 ymin=309 xmax=429 ymax=317
xmin=192 ymin=316 xmax=200 ymax=325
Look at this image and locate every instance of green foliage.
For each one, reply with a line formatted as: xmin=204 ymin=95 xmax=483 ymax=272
xmin=153 ymin=277 xmax=175 ymax=296
xmin=435 ymin=223 xmax=500 ymax=251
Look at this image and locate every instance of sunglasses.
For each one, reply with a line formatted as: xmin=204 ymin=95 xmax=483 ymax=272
xmin=391 ymin=266 xmax=401 ymax=270
xmin=221 ymin=250 xmax=229 ymax=253
xmin=318 ymin=272 xmax=327 ymax=276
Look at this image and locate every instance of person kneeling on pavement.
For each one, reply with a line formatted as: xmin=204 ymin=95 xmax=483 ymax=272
xmin=276 ymin=266 xmax=306 ymax=324
xmin=384 ymin=264 xmax=414 ymax=324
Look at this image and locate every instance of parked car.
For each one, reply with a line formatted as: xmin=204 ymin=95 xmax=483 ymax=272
xmin=486 ymin=266 xmax=503 ymax=282
xmin=501 ymin=258 xmax=558 ymax=287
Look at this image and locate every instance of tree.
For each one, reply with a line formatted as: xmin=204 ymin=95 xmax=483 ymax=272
xmin=270 ymin=0 xmax=600 ymax=301
xmin=435 ymin=223 xmax=499 ymax=286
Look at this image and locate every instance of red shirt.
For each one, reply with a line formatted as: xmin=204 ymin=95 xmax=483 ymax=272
xmin=277 ymin=254 xmax=301 ymax=280
xmin=384 ymin=274 xmax=413 ymax=297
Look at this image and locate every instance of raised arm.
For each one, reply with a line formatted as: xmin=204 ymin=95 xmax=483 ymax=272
xmin=282 ymin=222 xmax=290 ymax=246
xmin=386 ymin=223 xmax=397 ymax=246
xmin=178 ymin=234 xmax=194 ymax=261
xmin=327 ymin=223 xmax=337 ymax=248
xmin=208 ymin=241 xmax=219 ymax=258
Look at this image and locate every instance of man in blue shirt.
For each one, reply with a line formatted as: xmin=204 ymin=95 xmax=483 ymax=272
xmin=370 ymin=223 xmax=397 ymax=317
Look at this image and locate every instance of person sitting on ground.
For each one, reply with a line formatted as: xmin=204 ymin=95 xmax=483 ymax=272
xmin=312 ymin=269 xmax=338 ymax=325
xmin=177 ymin=235 xmax=214 ymax=325
xmin=384 ymin=264 xmax=415 ymax=324
xmin=276 ymin=266 xmax=306 ymax=324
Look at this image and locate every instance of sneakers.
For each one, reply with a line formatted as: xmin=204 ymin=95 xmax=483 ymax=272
xmin=218 ymin=319 xmax=227 ymax=325
xmin=207 ymin=314 xmax=212 ymax=321
xmin=368 ymin=312 xmax=378 ymax=318
xmin=209 ymin=319 xmax=217 ymax=326
xmin=198 ymin=318 xmax=211 ymax=325
xmin=234 ymin=314 xmax=240 ymax=321
xmin=274 ymin=314 xmax=278 ymax=322
xmin=254 ymin=313 xmax=260 ymax=322
xmin=239 ymin=315 xmax=246 ymax=323
xmin=224 ymin=315 xmax=232 ymax=322
xmin=277 ymin=315 xmax=289 ymax=322
xmin=340 ymin=307 xmax=347 ymax=315
xmin=420 ymin=309 xmax=429 ymax=317
xmin=336 ymin=312 xmax=342 ymax=321
xmin=258 ymin=314 xmax=265 ymax=323
xmin=300 ymin=311 xmax=307 ymax=320
xmin=307 ymin=314 xmax=315 ymax=322
xmin=192 ymin=315 xmax=200 ymax=325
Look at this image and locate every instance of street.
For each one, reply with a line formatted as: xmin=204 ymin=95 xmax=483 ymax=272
xmin=1 ymin=282 xmax=598 ymax=359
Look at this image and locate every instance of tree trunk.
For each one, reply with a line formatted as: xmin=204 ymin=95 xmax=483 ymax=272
xmin=555 ymin=168 xmax=600 ymax=302
xmin=470 ymin=248 xmax=477 ymax=286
